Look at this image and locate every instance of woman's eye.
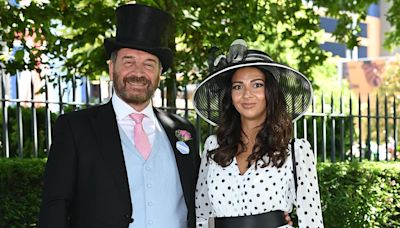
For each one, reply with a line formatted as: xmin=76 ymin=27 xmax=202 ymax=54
xmin=232 ymin=84 xmax=242 ymax=90
xmin=254 ymin=82 xmax=264 ymax=88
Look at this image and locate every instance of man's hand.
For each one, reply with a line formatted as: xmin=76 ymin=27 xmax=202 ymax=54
xmin=284 ymin=212 xmax=293 ymax=226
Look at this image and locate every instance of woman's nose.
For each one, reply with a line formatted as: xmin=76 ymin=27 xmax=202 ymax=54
xmin=243 ymin=86 xmax=253 ymax=98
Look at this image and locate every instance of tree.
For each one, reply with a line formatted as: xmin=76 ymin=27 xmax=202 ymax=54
xmin=384 ymin=1 xmax=400 ymax=50
xmin=0 ymin=0 xmax=389 ymax=108
xmin=379 ymin=54 xmax=400 ymax=96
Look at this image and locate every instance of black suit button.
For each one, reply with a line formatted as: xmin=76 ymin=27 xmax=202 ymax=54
xmin=124 ymin=215 xmax=134 ymax=223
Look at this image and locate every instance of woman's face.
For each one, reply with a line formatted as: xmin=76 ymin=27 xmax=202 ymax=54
xmin=231 ymin=67 xmax=267 ymax=123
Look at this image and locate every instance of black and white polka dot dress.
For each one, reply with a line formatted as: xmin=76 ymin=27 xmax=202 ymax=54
xmin=195 ymin=135 xmax=324 ymax=228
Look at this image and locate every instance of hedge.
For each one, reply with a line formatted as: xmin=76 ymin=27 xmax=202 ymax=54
xmin=0 ymin=159 xmax=399 ymax=227
xmin=0 ymin=159 xmax=45 ymax=227
xmin=318 ymin=161 xmax=400 ymax=228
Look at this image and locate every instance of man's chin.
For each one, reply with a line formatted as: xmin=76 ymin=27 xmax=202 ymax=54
xmin=123 ymin=92 xmax=152 ymax=104
xmin=115 ymin=88 xmax=155 ymax=104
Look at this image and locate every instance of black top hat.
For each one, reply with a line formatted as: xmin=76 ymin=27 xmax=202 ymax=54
xmin=104 ymin=4 xmax=175 ymax=73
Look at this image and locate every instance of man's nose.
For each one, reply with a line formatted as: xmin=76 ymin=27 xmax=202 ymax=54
xmin=129 ymin=63 xmax=144 ymax=75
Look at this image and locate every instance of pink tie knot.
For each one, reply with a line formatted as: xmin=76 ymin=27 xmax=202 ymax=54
xmin=130 ymin=113 xmax=145 ymax=123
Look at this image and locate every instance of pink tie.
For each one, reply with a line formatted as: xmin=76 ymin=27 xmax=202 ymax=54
xmin=130 ymin=113 xmax=151 ymax=160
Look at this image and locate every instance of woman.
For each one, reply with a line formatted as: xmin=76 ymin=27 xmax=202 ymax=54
xmin=193 ymin=40 xmax=323 ymax=228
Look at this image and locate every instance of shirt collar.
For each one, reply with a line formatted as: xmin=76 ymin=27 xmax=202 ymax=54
xmin=112 ymin=94 xmax=156 ymax=122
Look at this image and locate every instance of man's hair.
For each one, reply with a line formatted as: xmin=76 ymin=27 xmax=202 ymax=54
xmin=110 ymin=50 xmax=118 ymax=63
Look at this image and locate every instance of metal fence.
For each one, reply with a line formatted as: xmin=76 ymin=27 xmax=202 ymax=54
xmin=0 ymin=70 xmax=399 ymax=162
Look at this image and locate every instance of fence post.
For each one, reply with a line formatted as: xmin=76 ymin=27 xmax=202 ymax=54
xmin=349 ymin=95 xmax=353 ymax=161
xmin=196 ymin=111 xmax=202 ymax=155
xmin=330 ymin=93 xmax=335 ymax=162
xmin=31 ymin=73 xmax=38 ymax=157
xmin=358 ymin=94 xmax=362 ymax=161
xmin=85 ymin=76 xmax=90 ymax=108
xmin=184 ymin=85 xmax=188 ymax=119
xmin=321 ymin=93 xmax=326 ymax=162
xmin=1 ymin=68 xmax=9 ymax=157
xmin=15 ymin=72 xmax=23 ymax=158
xmin=393 ymin=96 xmax=397 ymax=161
xmin=72 ymin=75 xmax=77 ymax=111
xmin=160 ymin=80 xmax=165 ymax=107
xmin=340 ymin=93 xmax=344 ymax=161
xmin=385 ymin=95 xmax=389 ymax=160
xmin=98 ymin=78 xmax=103 ymax=104
xmin=312 ymin=96 xmax=318 ymax=158
xmin=58 ymin=75 xmax=64 ymax=114
xmin=367 ymin=94 xmax=371 ymax=160
xmin=44 ymin=75 xmax=52 ymax=154
xmin=375 ymin=94 xmax=380 ymax=161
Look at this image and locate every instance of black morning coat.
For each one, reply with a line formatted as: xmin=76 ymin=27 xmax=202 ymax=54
xmin=39 ymin=102 xmax=200 ymax=228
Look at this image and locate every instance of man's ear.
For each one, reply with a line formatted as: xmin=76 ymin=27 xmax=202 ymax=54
xmin=108 ymin=60 xmax=114 ymax=80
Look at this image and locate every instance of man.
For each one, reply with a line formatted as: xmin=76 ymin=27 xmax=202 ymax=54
xmin=39 ymin=4 xmax=199 ymax=228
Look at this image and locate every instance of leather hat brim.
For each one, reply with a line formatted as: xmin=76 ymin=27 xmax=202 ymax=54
xmin=104 ymin=38 xmax=173 ymax=73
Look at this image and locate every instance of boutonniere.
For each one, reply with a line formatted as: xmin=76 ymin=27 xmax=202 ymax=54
xmin=175 ymin=129 xmax=192 ymax=154
xmin=175 ymin=129 xmax=192 ymax=142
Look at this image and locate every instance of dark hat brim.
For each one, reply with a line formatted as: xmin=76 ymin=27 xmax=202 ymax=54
xmin=104 ymin=38 xmax=173 ymax=73
xmin=193 ymin=62 xmax=313 ymax=126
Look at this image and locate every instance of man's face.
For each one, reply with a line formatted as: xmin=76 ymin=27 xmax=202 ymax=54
xmin=109 ymin=48 xmax=162 ymax=111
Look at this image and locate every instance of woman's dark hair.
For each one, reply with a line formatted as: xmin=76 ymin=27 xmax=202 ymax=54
xmin=208 ymin=66 xmax=292 ymax=168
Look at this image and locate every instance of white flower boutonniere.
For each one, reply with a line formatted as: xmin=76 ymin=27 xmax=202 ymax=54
xmin=175 ymin=129 xmax=192 ymax=154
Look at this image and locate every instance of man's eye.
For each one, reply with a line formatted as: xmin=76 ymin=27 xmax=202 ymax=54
xmin=124 ymin=61 xmax=134 ymax=66
xmin=144 ymin=63 xmax=156 ymax=69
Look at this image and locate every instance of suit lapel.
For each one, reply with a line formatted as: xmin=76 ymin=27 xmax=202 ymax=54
xmin=91 ymin=102 xmax=131 ymax=209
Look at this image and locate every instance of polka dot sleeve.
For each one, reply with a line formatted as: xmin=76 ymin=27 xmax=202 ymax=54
xmin=195 ymin=135 xmax=218 ymax=228
xmin=292 ymin=138 xmax=324 ymax=227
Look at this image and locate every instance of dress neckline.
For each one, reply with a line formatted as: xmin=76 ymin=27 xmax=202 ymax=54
xmin=233 ymin=157 xmax=254 ymax=176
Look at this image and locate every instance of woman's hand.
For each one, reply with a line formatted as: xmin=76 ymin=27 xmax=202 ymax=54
xmin=284 ymin=212 xmax=293 ymax=226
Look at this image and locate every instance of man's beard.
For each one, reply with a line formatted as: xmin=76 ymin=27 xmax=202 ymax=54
xmin=113 ymin=72 xmax=159 ymax=105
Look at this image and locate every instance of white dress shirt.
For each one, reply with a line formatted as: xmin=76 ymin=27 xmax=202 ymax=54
xmin=112 ymin=94 xmax=161 ymax=147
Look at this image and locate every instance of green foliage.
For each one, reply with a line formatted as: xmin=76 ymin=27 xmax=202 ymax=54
xmin=165 ymin=0 xmax=327 ymax=83
xmin=318 ymin=161 xmax=400 ymax=227
xmin=0 ymin=158 xmax=46 ymax=228
xmin=0 ymin=106 xmax=58 ymax=158
xmin=0 ymin=0 xmax=388 ymax=94
xmin=384 ymin=0 xmax=400 ymax=50
xmin=310 ymin=0 xmax=380 ymax=48
xmin=375 ymin=55 xmax=400 ymax=125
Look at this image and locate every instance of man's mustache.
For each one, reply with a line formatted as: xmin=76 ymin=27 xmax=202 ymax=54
xmin=124 ymin=76 xmax=151 ymax=85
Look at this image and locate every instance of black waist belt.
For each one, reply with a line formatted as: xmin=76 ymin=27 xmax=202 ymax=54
xmin=214 ymin=210 xmax=286 ymax=228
